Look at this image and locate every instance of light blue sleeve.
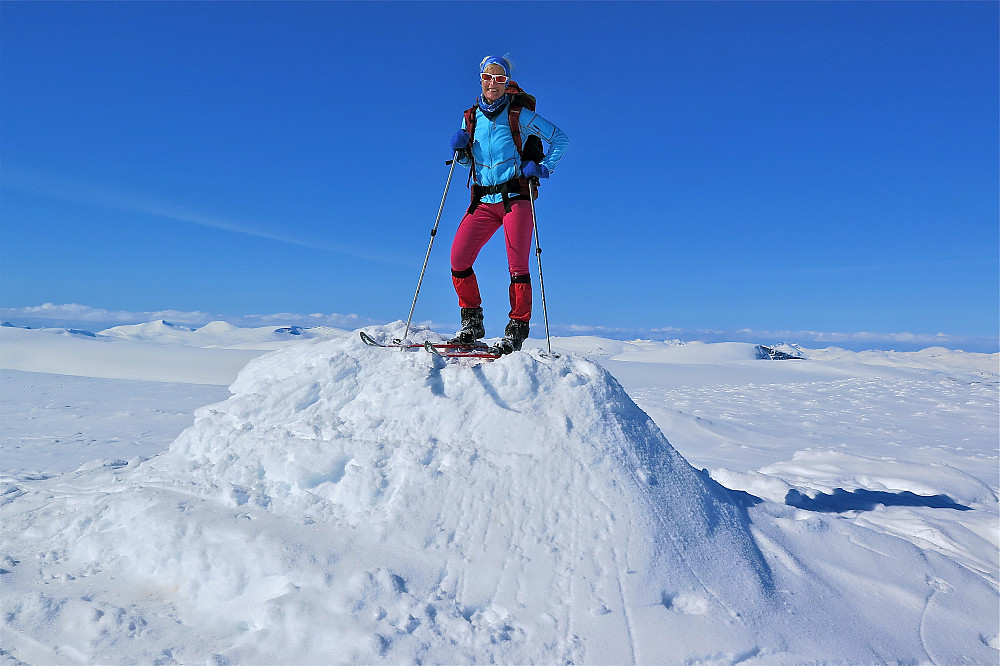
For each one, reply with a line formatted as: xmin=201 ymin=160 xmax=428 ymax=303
xmin=518 ymin=108 xmax=568 ymax=173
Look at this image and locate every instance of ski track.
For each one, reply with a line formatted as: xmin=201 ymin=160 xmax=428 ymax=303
xmin=918 ymin=571 xmax=943 ymax=666
xmin=609 ymin=537 xmax=637 ymax=665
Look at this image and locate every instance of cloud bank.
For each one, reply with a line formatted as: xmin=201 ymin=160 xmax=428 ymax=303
xmin=3 ymin=303 xmax=996 ymax=353
xmin=0 ymin=303 xmax=378 ymax=332
xmin=552 ymin=322 xmax=998 ymax=353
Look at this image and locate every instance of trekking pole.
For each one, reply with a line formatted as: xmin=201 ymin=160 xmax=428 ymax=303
xmin=400 ymin=152 xmax=459 ymax=343
xmin=527 ymin=179 xmax=558 ymax=357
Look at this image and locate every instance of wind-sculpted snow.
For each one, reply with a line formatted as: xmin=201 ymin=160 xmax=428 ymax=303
xmin=2 ymin=326 xmax=997 ymax=664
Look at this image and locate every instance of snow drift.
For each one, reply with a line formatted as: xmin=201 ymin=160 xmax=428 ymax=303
xmin=170 ymin=327 xmax=784 ymax=661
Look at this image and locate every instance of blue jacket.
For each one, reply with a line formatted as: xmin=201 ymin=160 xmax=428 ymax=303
xmin=458 ymin=102 xmax=569 ymax=205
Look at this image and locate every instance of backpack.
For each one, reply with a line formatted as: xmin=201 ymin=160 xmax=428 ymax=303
xmin=459 ymin=81 xmax=545 ymax=213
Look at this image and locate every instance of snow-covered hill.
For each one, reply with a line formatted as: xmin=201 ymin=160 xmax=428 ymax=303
xmin=0 ymin=321 xmax=345 ymax=384
xmin=0 ymin=323 xmax=997 ymax=664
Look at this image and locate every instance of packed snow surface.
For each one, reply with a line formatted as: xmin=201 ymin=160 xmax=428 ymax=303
xmin=1 ymin=323 xmax=997 ymax=664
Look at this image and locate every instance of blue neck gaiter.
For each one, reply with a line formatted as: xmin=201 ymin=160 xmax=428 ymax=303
xmin=478 ymin=94 xmax=509 ymax=119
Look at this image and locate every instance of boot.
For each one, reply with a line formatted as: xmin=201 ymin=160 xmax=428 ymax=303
xmin=449 ymin=307 xmax=485 ymax=344
xmin=491 ymin=319 xmax=529 ymax=355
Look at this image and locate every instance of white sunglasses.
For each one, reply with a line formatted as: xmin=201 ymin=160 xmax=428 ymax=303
xmin=480 ymin=72 xmax=509 ymax=84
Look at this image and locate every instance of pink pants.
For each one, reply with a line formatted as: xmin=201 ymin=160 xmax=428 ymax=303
xmin=450 ymin=199 xmax=534 ymax=322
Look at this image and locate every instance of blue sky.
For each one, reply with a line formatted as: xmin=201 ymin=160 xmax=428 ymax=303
xmin=2 ymin=2 xmax=997 ymax=349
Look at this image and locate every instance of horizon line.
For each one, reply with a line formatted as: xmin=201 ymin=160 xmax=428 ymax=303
xmin=2 ymin=303 xmax=996 ymax=353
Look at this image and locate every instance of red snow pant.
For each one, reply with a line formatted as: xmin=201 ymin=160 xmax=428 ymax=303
xmin=450 ymin=199 xmax=533 ymax=322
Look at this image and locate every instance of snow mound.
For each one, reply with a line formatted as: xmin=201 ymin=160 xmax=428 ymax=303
xmin=101 ymin=319 xmax=194 ymax=341
xmin=163 ymin=325 xmax=780 ymax=660
xmin=1 ymin=325 xmax=784 ymax=664
xmin=552 ymin=337 xmax=762 ymax=364
xmin=100 ymin=319 xmax=341 ymax=348
xmin=803 ymin=345 xmax=999 ymax=377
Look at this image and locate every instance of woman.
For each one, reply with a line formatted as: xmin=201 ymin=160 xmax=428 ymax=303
xmin=448 ymin=55 xmax=569 ymax=354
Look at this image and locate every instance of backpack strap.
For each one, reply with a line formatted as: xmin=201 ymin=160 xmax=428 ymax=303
xmin=462 ymin=106 xmax=477 ymax=154
xmin=507 ymin=102 xmax=524 ymax=157
xmin=504 ymin=81 xmax=532 ymax=157
xmin=462 ymin=105 xmax=478 ymax=204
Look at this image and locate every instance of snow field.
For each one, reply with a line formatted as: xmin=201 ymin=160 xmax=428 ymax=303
xmin=0 ymin=370 xmax=229 ymax=474
xmin=1 ymin=322 xmax=997 ymax=664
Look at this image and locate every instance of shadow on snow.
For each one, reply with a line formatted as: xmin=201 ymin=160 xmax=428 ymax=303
xmin=784 ymin=488 xmax=972 ymax=513
xmin=710 ymin=483 xmax=972 ymax=514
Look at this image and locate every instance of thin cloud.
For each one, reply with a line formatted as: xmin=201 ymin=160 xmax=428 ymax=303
xmin=550 ymin=322 xmax=998 ymax=352
xmin=1 ymin=303 xmax=214 ymax=326
xmin=3 ymin=167 xmax=408 ymax=266
xmin=0 ymin=303 xmax=380 ymax=331
xmin=4 ymin=304 xmax=995 ymax=352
